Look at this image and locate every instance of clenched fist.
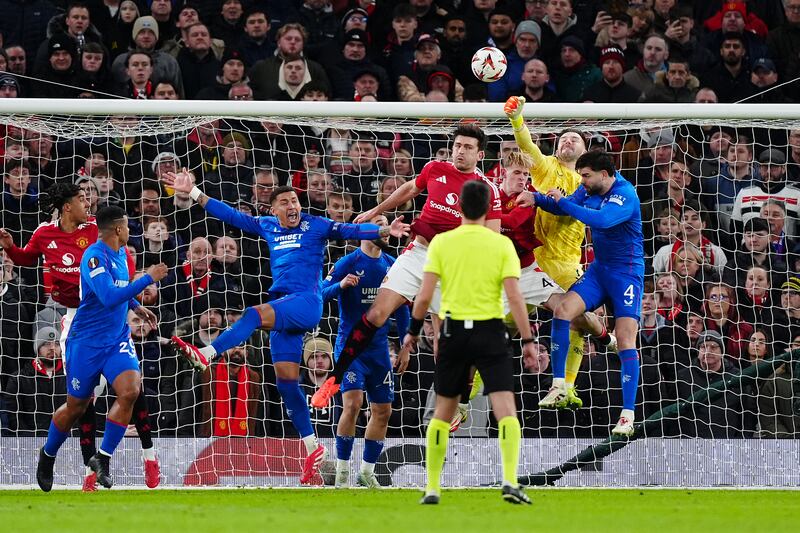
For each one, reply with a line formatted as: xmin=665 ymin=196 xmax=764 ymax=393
xmin=504 ymin=96 xmax=526 ymax=120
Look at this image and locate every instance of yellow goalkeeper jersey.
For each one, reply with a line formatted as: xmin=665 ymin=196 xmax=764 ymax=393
xmin=514 ymin=125 xmax=584 ymax=266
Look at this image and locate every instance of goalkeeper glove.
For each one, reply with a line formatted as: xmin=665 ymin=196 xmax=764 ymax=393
xmin=504 ymin=96 xmax=526 ymax=130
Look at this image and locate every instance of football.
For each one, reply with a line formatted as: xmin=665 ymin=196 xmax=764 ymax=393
xmin=471 ymin=47 xmax=508 ymax=82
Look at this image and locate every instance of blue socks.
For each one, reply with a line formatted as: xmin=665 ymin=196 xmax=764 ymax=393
xmin=99 ymin=419 xmax=127 ymax=456
xmin=336 ymin=436 xmax=383 ymax=465
xmin=619 ymin=349 xmax=640 ymax=411
xmin=550 ymin=318 xmax=571 ymax=379
xmin=336 ymin=435 xmax=354 ymax=461
xmin=363 ymin=439 xmax=384 ymax=465
xmin=43 ymin=420 xmax=70 ymax=457
xmin=211 ymin=307 xmax=262 ymax=358
xmin=276 ymin=378 xmax=314 ymax=438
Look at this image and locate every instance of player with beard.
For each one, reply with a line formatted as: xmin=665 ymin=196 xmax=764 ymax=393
xmin=309 ymin=124 xmax=503 ymax=414
xmin=504 ymin=96 xmax=618 ymax=409
xmin=165 ymin=170 xmax=409 ymax=484
xmin=321 ymin=214 xmax=410 ymax=488
xmin=0 ymin=183 xmax=162 ymax=491
xmin=531 ymin=151 xmax=645 ymax=435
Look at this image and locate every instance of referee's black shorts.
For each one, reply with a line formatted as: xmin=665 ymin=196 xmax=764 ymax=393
xmin=434 ymin=318 xmax=514 ymax=398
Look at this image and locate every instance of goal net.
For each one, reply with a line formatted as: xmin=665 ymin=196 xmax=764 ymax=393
xmin=0 ymin=100 xmax=798 ymax=488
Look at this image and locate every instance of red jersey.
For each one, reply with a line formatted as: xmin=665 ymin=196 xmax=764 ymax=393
xmin=499 ymin=188 xmax=541 ymax=269
xmin=411 ymin=160 xmax=501 ymax=241
xmin=4 ymin=219 xmax=136 ymax=308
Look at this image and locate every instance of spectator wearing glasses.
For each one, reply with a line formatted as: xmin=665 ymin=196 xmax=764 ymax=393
xmin=700 ymin=283 xmax=752 ymax=362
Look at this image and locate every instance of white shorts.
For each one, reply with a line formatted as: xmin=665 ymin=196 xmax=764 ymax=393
xmin=381 ymin=241 xmax=441 ymax=314
xmin=503 ymin=262 xmax=563 ymax=315
xmin=61 ymin=307 xmax=107 ymax=397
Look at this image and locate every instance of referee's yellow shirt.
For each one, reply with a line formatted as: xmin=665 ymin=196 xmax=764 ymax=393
xmin=424 ymin=224 xmax=520 ymax=321
xmin=513 ymin=124 xmax=584 ymax=266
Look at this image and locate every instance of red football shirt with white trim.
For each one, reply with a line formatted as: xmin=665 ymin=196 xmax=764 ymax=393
xmin=4 ymin=218 xmax=136 ymax=308
xmin=412 ymin=161 xmax=501 ymax=241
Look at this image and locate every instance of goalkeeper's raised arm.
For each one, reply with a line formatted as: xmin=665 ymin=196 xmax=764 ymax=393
xmin=504 ymin=96 xmax=546 ymax=168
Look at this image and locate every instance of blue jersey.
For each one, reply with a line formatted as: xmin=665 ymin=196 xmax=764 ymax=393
xmin=321 ymin=249 xmax=410 ymax=358
xmin=205 ymin=198 xmax=382 ymax=296
xmin=69 ymin=241 xmax=153 ymax=347
xmin=535 ymin=172 xmax=645 ymax=276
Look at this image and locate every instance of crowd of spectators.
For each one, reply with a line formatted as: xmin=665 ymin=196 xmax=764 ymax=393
xmin=1 ymin=0 xmax=800 ymax=440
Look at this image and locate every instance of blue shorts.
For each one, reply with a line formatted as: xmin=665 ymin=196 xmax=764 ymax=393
xmin=269 ymin=292 xmax=323 ymax=364
xmin=336 ymin=348 xmax=394 ymax=405
xmin=570 ymin=262 xmax=644 ymax=320
xmin=65 ymin=337 xmax=140 ymax=399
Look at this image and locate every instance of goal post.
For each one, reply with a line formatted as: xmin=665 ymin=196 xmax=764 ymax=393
xmin=0 ymin=99 xmax=799 ymax=488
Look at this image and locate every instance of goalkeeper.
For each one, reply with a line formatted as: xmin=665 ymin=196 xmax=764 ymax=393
xmin=504 ymin=95 xmax=617 ymax=409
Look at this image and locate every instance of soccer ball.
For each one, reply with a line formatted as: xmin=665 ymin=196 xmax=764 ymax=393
xmin=471 ymin=47 xmax=508 ymax=82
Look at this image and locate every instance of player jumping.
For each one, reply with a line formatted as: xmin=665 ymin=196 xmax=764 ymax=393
xmin=311 ymin=124 xmax=503 ymax=411
xmin=321 ymin=215 xmax=410 ymax=488
xmin=526 ymin=151 xmax=645 ymax=436
xmin=36 ymin=206 xmax=168 ymax=491
xmin=1 ymin=183 xmax=162 ymax=491
xmin=164 ymin=170 xmax=409 ymax=484
xmin=505 ymin=95 xmax=618 ymax=409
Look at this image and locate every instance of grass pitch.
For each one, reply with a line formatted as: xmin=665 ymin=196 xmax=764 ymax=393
xmin=2 ymin=488 xmax=798 ymax=532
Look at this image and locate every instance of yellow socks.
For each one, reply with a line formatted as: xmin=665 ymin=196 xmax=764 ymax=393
xmin=565 ymin=329 xmax=585 ymax=387
xmin=424 ymin=418 xmax=450 ymax=494
xmin=498 ymin=416 xmax=521 ymax=487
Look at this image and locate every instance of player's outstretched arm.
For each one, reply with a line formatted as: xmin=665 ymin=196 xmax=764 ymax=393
xmin=88 ymin=261 xmax=168 ymax=308
xmin=0 ymin=228 xmax=42 ymax=266
xmin=328 ymin=216 xmax=410 ymax=241
xmin=354 ymin=180 xmax=421 ymax=224
xmin=163 ymin=169 xmax=263 ymax=235
xmin=504 ymin=96 xmax=545 ymax=167
xmin=551 ymin=188 xmax=635 ymax=229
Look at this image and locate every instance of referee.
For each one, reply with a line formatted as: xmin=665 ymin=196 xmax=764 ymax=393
xmin=403 ymin=180 xmax=536 ymax=505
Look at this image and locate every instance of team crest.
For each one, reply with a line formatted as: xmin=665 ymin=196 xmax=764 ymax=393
xmin=345 ymin=371 xmax=357 ymax=384
xmin=71 ymin=377 xmax=80 ymax=390
xmin=76 ymin=237 xmax=89 ymax=249
xmin=300 ymin=220 xmax=310 ymax=232
xmin=507 ymin=201 xmax=515 ymax=209
xmin=88 ymin=257 xmax=99 ymax=269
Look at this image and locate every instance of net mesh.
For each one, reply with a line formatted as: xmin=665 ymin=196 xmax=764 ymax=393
xmin=0 ymin=105 xmax=799 ymax=487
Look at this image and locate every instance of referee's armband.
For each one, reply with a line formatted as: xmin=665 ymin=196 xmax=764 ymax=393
xmin=408 ymin=317 xmax=424 ymax=337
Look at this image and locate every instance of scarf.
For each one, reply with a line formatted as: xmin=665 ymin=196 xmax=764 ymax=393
xmin=182 ymin=260 xmax=210 ymax=296
xmin=213 ymin=362 xmax=250 ymax=437
xmin=132 ymin=80 xmax=152 ymax=99
xmin=32 ymin=357 xmax=63 ymax=377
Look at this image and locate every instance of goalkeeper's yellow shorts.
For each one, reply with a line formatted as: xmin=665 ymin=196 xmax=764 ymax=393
xmin=538 ymin=260 xmax=583 ymax=293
